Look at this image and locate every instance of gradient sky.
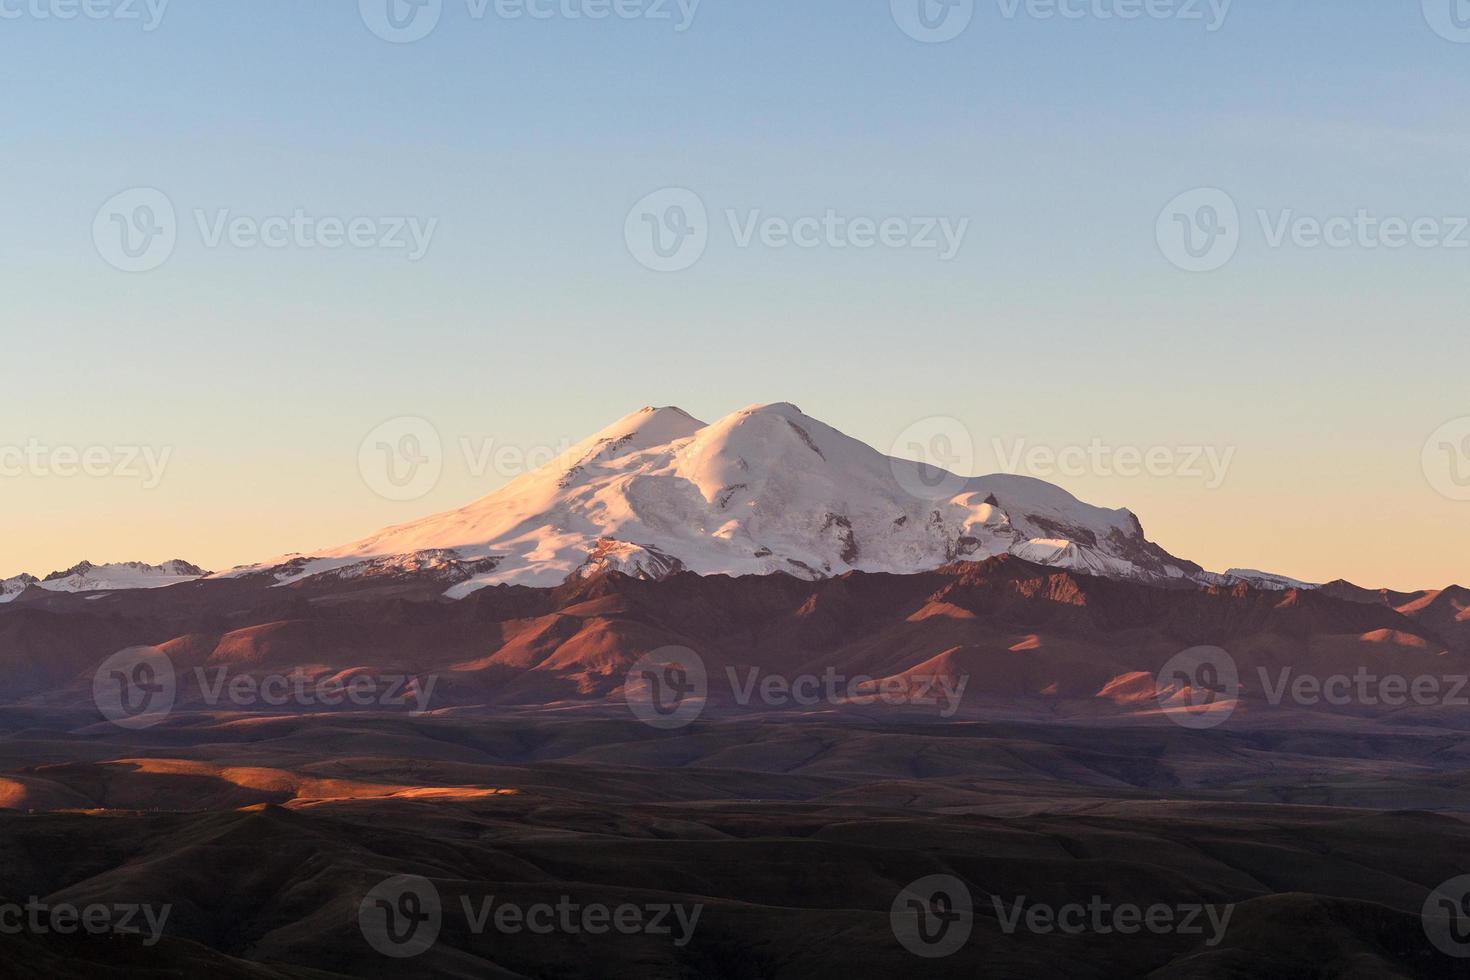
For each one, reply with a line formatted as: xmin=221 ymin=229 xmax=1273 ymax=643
xmin=2 ymin=1 xmax=1467 ymax=591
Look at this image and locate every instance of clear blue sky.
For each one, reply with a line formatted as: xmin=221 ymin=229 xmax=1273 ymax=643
xmin=3 ymin=1 xmax=1467 ymax=590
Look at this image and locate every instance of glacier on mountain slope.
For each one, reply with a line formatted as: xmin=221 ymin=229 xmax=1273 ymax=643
xmin=229 ymin=402 xmax=1220 ymax=598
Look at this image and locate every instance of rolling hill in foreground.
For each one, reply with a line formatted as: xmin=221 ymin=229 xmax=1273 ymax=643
xmin=3 ymin=709 xmax=1470 ymax=978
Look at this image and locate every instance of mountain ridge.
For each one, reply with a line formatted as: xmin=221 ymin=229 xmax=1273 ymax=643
xmin=6 ymin=405 xmax=1459 ymax=605
xmin=0 ymin=560 xmax=207 ymax=604
xmin=225 ymin=402 xmax=1223 ymax=597
xmin=6 ymin=555 xmax=1469 ymax=718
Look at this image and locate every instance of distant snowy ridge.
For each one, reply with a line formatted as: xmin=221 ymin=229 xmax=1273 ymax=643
xmin=1202 ymin=568 xmax=1320 ymax=592
xmin=0 ymin=574 xmax=38 ymax=604
xmin=227 ymin=402 xmax=1278 ymax=598
xmin=0 ymin=560 xmax=208 ymax=602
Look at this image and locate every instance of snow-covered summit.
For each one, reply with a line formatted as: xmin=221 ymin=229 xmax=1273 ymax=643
xmin=241 ymin=402 xmax=1213 ymax=597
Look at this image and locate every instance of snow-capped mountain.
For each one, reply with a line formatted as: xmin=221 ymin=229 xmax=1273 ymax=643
xmin=0 ymin=561 xmax=208 ymax=602
xmin=0 ymin=574 xmax=38 ymax=604
xmin=238 ymin=402 xmax=1218 ymax=597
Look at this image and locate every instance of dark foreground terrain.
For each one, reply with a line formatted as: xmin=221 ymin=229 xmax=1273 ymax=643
xmin=4 ymin=708 xmax=1470 ymax=978
xmin=4 ymin=560 xmax=1470 ymax=975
